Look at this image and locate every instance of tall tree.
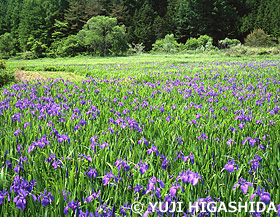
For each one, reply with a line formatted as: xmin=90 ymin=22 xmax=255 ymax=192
xmin=109 ymin=0 xmax=129 ymax=26
xmin=64 ymin=0 xmax=88 ymax=35
xmin=18 ymin=0 xmax=47 ymax=51
xmin=132 ymin=3 xmax=156 ymax=50
xmin=175 ymin=0 xmax=241 ymax=44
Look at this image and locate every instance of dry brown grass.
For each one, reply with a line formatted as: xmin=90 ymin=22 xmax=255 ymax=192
xmin=14 ymin=70 xmax=43 ymax=82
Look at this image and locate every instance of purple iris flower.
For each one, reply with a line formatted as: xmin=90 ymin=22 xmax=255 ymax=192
xmin=197 ymin=133 xmax=208 ymax=140
xmin=147 ymin=145 xmax=159 ymax=156
xmin=233 ymin=178 xmax=254 ymax=194
xmin=84 ymin=167 xmax=98 ymax=178
xmin=13 ymin=189 xmax=37 ymax=210
xmin=277 ymin=204 xmax=280 ymax=216
xmin=249 ymin=155 xmax=262 ymax=174
xmin=226 ymin=138 xmax=236 ymax=147
xmin=250 ymin=186 xmax=271 ymax=205
xmin=99 ymin=141 xmax=109 ymax=149
xmin=0 ymin=189 xmax=10 ymax=205
xmin=115 ymin=158 xmax=130 ymax=171
xmin=83 ymin=189 xmax=100 ymax=204
xmin=135 ymin=160 xmax=149 ymax=174
xmin=102 ymin=171 xmax=113 ymax=185
xmin=179 ymin=169 xmax=201 ymax=186
xmin=120 ymin=202 xmax=131 ymax=216
xmin=64 ymin=199 xmax=80 ymax=215
xmin=134 ymin=184 xmax=143 ymax=194
xmin=79 ymin=119 xmax=87 ymax=126
xmin=14 ymin=128 xmax=22 ymax=136
xmin=160 ymin=155 xmax=169 ymax=170
xmin=224 ymin=159 xmax=239 ymax=173
xmin=38 ymin=189 xmax=54 ymax=207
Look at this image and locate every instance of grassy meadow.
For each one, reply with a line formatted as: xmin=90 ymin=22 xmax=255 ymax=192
xmin=0 ymin=53 xmax=280 ymax=216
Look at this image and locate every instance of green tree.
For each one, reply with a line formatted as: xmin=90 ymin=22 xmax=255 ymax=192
xmin=78 ymin=16 xmax=128 ymax=56
xmin=109 ymin=0 xmax=129 ymax=25
xmin=18 ymin=0 xmax=44 ymax=51
xmin=64 ymin=0 xmax=87 ymax=35
xmin=0 ymin=33 xmax=17 ymax=57
xmin=132 ymin=4 xmax=156 ymax=51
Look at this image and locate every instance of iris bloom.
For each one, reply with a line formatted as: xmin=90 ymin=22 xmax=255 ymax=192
xmin=250 ymin=186 xmax=271 ymax=205
xmin=233 ymin=178 xmax=254 ymax=194
xmin=224 ymin=159 xmax=239 ymax=173
xmin=38 ymin=189 xmax=54 ymax=207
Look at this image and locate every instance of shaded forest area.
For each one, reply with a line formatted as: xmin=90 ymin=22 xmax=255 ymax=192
xmin=0 ymin=0 xmax=279 ymax=56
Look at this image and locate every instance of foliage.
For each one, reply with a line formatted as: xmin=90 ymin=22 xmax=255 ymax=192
xmin=152 ymin=34 xmax=180 ymax=53
xmin=184 ymin=38 xmax=200 ymax=50
xmin=0 ymin=0 xmax=280 ymax=56
xmin=132 ymin=4 xmax=156 ymax=51
xmin=245 ymin=29 xmax=272 ymax=47
xmin=0 ymin=33 xmax=17 ymax=58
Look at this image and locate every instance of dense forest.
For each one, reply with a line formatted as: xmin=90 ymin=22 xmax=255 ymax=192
xmin=0 ymin=0 xmax=279 ymax=56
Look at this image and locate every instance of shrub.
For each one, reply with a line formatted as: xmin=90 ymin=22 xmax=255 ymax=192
xmin=51 ymin=35 xmax=84 ymax=57
xmin=0 ymin=60 xmax=15 ymax=87
xmin=152 ymin=34 xmax=180 ymax=53
xmin=30 ymin=41 xmax=47 ymax=58
xmin=245 ymin=29 xmax=272 ymax=47
xmin=22 ymin=51 xmax=37 ymax=60
xmin=185 ymin=38 xmax=200 ymax=50
xmin=128 ymin=43 xmax=145 ymax=54
xmin=271 ymin=46 xmax=280 ymax=55
xmin=197 ymin=35 xmax=212 ymax=47
xmin=185 ymin=35 xmax=214 ymax=51
xmin=257 ymin=48 xmax=270 ymax=55
xmin=218 ymin=38 xmax=241 ymax=49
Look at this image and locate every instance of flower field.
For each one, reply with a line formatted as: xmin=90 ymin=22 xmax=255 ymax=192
xmin=1 ymin=57 xmax=280 ymax=216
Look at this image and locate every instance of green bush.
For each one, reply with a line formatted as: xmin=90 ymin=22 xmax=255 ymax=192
xmin=30 ymin=41 xmax=47 ymax=58
xmin=197 ymin=35 xmax=212 ymax=47
xmin=224 ymin=45 xmax=279 ymax=57
xmin=185 ymin=35 xmax=214 ymax=51
xmin=256 ymin=48 xmax=270 ymax=55
xmin=50 ymin=35 xmax=84 ymax=57
xmin=245 ymin=29 xmax=272 ymax=47
xmin=152 ymin=34 xmax=180 ymax=53
xmin=185 ymin=38 xmax=200 ymax=50
xmin=0 ymin=59 xmax=6 ymax=70
xmin=128 ymin=43 xmax=145 ymax=54
xmin=271 ymin=46 xmax=280 ymax=55
xmin=22 ymin=52 xmax=36 ymax=60
xmin=0 ymin=60 xmax=15 ymax=87
xmin=218 ymin=38 xmax=241 ymax=49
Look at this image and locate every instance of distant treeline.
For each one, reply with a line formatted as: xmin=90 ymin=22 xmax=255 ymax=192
xmin=0 ymin=0 xmax=279 ymax=54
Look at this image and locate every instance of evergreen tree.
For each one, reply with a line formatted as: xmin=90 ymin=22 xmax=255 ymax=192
xmin=109 ymin=0 xmax=129 ymax=26
xmin=64 ymin=0 xmax=88 ymax=35
xmin=18 ymin=0 xmax=47 ymax=51
xmin=132 ymin=4 xmax=156 ymax=51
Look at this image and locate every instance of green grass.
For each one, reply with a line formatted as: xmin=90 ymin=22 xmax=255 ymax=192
xmin=7 ymin=53 xmax=280 ymax=81
xmin=0 ymin=53 xmax=280 ymax=216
